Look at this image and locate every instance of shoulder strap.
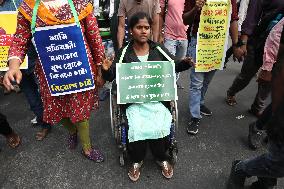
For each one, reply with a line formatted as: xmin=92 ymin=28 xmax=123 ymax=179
xmin=118 ymin=44 xmax=129 ymax=63
xmin=12 ymin=0 xmax=17 ymax=10
xmin=156 ymin=46 xmax=173 ymax=62
xmin=119 ymin=44 xmax=173 ymax=63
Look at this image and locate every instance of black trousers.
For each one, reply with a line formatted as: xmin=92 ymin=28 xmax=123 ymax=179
xmin=127 ymin=136 xmax=170 ymax=163
xmin=256 ymin=103 xmax=272 ymax=130
xmin=0 ymin=112 xmax=12 ymax=136
xmin=227 ymin=43 xmax=271 ymax=112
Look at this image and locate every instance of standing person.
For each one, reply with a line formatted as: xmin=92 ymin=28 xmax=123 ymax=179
xmin=4 ymin=0 xmax=105 ymax=162
xmin=0 ymin=113 xmax=20 ymax=149
xmin=248 ymin=15 xmax=284 ymax=150
xmin=0 ymin=0 xmax=52 ymax=140
xmin=182 ymin=0 xmax=240 ymax=135
xmin=227 ymin=25 xmax=284 ymax=189
xmin=117 ymin=0 xmax=161 ymax=49
xmin=159 ymin=0 xmax=188 ymax=89
xmin=110 ymin=0 xmax=121 ymax=54
xmin=225 ymin=0 xmax=284 ymax=117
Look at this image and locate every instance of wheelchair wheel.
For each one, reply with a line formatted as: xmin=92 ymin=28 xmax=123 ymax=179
xmin=110 ymin=81 xmax=121 ymax=139
xmin=119 ymin=151 xmax=127 ymax=167
xmin=170 ymin=148 xmax=178 ymax=165
xmin=119 ymin=153 xmax=125 ymax=166
xmin=115 ymin=124 xmax=122 ymax=145
xmin=170 ymin=100 xmax=178 ymax=129
xmin=169 ymin=138 xmax=178 ymax=166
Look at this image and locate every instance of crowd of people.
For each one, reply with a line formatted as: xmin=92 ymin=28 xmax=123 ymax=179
xmin=0 ymin=0 xmax=284 ymax=188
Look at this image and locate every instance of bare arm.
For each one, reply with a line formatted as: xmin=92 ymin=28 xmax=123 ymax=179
xmin=230 ymin=20 xmax=238 ymax=45
xmin=152 ymin=13 xmax=160 ymax=42
xmin=117 ymin=16 xmax=126 ymax=49
xmin=159 ymin=6 xmax=165 ymax=43
xmin=230 ymin=20 xmax=244 ymax=61
xmin=182 ymin=0 xmax=205 ymax=26
xmin=182 ymin=7 xmax=198 ymax=25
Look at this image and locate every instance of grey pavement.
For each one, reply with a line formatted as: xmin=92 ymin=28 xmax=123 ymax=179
xmin=0 ymin=61 xmax=283 ymax=189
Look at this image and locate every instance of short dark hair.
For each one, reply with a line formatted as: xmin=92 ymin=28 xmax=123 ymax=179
xmin=129 ymin=12 xmax=152 ymax=29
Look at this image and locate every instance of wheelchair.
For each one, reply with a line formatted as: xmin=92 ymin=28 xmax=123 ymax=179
xmin=109 ymin=80 xmax=178 ymax=166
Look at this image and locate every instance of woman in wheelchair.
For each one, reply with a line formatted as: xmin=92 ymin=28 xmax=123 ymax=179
xmin=102 ymin=12 xmax=194 ymax=182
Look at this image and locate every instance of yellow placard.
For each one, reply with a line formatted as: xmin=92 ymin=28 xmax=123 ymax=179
xmin=0 ymin=11 xmax=28 ymax=71
xmin=196 ymin=0 xmax=231 ymax=72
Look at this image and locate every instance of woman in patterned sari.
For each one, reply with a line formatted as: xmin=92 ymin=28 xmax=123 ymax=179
xmin=3 ymin=0 xmax=105 ymax=162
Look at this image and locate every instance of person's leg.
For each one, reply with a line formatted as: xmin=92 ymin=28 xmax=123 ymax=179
xmin=187 ymin=69 xmax=204 ymax=134
xmin=164 ymin=38 xmax=186 ymax=88
xmin=175 ymin=39 xmax=188 ymax=89
xmin=127 ymin=140 xmax=147 ymax=181
xmin=61 ymin=118 xmax=77 ymax=134
xmin=250 ymin=81 xmax=272 ymax=116
xmin=199 ymin=70 xmax=217 ymax=116
xmin=0 ymin=112 xmax=20 ymax=148
xmin=229 ymin=143 xmax=284 ymax=188
xmin=175 ymin=39 xmax=188 ymax=59
xmin=187 ymin=37 xmax=202 ymax=134
xmin=248 ymin=104 xmax=272 ymax=150
xmin=75 ymin=119 xmax=104 ymax=162
xmin=127 ymin=140 xmax=147 ymax=163
xmin=235 ymin=154 xmax=280 ymax=188
xmin=164 ymin=38 xmax=177 ymax=56
xmin=255 ymin=103 xmax=273 ymax=130
xmin=60 ymin=118 xmax=78 ymax=149
xmin=250 ymin=177 xmax=277 ymax=189
xmin=201 ymin=70 xmax=217 ymax=105
xmin=0 ymin=113 xmax=12 ymax=136
xmin=189 ymin=69 xmax=204 ymax=119
xmin=149 ymin=136 xmax=170 ymax=162
xmin=75 ymin=119 xmax=91 ymax=152
xmin=20 ymin=73 xmax=51 ymax=140
xmin=20 ymin=73 xmax=43 ymax=120
xmin=149 ymin=136 xmax=173 ymax=179
xmin=227 ymin=44 xmax=260 ymax=104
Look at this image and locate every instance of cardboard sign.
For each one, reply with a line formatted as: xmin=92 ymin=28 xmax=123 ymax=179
xmin=0 ymin=11 xmax=28 ymax=71
xmin=33 ymin=23 xmax=95 ymax=96
xmin=196 ymin=0 xmax=231 ymax=72
xmin=116 ymin=61 xmax=177 ymax=104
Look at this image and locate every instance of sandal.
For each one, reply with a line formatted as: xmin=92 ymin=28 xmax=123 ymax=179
xmin=6 ymin=132 xmax=21 ymax=148
xmin=128 ymin=161 xmax=143 ymax=182
xmin=226 ymin=93 xmax=237 ymax=106
xmin=82 ymin=147 xmax=104 ymax=163
xmin=157 ymin=161 xmax=173 ymax=179
xmin=35 ymin=128 xmax=50 ymax=141
xmin=68 ymin=133 xmax=78 ymax=150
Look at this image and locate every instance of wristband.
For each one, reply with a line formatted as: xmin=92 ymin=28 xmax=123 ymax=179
xmin=238 ymin=40 xmax=247 ymax=46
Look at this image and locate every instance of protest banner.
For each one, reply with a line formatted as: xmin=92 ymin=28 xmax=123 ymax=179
xmin=33 ymin=23 xmax=95 ymax=96
xmin=116 ymin=61 xmax=177 ymax=104
xmin=196 ymin=0 xmax=231 ymax=72
xmin=0 ymin=11 xmax=28 ymax=71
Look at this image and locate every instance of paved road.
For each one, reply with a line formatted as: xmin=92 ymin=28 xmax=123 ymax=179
xmin=0 ymin=61 xmax=283 ymax=189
